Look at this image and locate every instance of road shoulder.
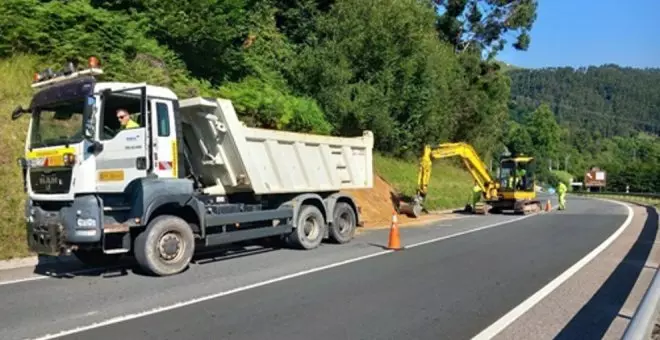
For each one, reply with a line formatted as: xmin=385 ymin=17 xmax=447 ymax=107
xmin=493 ymin=202 xmax=660 ymax=340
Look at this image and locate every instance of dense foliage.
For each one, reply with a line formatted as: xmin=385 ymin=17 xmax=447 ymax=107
xmin=505 ymin=65 xmax=660 ymax=192
xmin=3 ymin=0 xmax=657 ymax=192
xmin=0 ymin=0 xmax=538 ymax=164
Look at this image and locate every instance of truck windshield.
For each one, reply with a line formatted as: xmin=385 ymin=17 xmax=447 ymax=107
xmin=30 ymin=98 xmax=86 ymax=149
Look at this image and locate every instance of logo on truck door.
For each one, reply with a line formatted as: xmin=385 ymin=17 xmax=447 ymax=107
xmin=98 ymin=170 xmax=125 ymax=182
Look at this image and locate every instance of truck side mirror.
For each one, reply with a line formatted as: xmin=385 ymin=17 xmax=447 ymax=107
xmin=11 ymin=105 xmax=28 ymax=120
xmin=83 ymin=96 xmax=97 ymax=140
xmin=87 ymin=141 xmax=104 ymax=154
xmin=17 ymin=157 xmax=27 ymax=193
xmin=17 ymin=157 xmax=27 ymax=169
xmin=84 ymin=121 xmax=95 ymax=139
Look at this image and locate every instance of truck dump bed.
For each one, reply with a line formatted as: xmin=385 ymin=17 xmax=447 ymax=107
xmin=178 ymin=97 xmax=374 ymax=195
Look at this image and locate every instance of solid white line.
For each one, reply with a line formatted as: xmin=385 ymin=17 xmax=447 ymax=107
xmin=29 ymin=209 xmax=547 ymax=340
xmin=0 ymin=247 xmax=273 ymax=287
xmin=0 ymin=275 xmax=57 ymax=286
xmin=0 ymin=265 xmax=123 ymax=287
xmin=471 ymin=198 xmax=635 ymax=340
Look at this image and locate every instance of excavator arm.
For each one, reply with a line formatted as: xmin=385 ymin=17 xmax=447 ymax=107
xmin=409 ymin=143 xmax=500 ymax=216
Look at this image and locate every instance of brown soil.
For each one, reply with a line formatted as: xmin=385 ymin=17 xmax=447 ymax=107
xmin=346 ymin=174 xmax=453 ymax=228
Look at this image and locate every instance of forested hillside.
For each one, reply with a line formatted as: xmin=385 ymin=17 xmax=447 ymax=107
xmin=505 ymin=66 xmax=660 ymax=192
xmin=0 ymin=0 xmax=536 ymax=159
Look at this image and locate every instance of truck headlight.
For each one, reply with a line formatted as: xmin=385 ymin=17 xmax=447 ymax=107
xmin=77 ymin=218 xmax=97 ymax=228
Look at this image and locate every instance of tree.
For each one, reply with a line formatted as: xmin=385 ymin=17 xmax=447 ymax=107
xmin=503 ymin=120 xmax=533 ymax=155
xmin=524 ymin=103 xmax=561 ymax=166
xmin=434 ymin=0 xmax=538 ymax=59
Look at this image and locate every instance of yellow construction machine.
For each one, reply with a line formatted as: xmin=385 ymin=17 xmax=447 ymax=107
xmin=400 ymin=143 xmax=542 ymax=217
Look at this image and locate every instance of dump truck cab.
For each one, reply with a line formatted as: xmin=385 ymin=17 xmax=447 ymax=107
xmin=14 ymin=59 xmax=185 ymax=260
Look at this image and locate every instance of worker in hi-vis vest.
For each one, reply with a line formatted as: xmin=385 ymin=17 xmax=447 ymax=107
xmin=557 ymin=181 xmax=568 ymax=210
xmin=469 ymin=182 xmax=482 ymax=211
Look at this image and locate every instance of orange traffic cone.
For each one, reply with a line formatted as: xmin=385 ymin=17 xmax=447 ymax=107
xmin=387 ymin=210 xmax=402 ymax=250
xmin=545 ymin=200 xmax=552 ymax=212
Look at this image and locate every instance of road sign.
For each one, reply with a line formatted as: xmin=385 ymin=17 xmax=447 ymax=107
xmin=584 ymin=167 xmax=606 ymax=187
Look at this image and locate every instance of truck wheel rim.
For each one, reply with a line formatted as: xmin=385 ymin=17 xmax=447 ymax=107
xmin=303 ymin=218 xmax=319 ymax=239
xmin=337 ymin=211 xmax=351 ymax=234
xmin=158 ymin=232 xmax=183 ymax=262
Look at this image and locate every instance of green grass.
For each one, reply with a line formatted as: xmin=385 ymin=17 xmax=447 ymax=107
xmin=0 ymin=55 xmax=40 ymax=260
xmin=374 ymin=152 xmax=474 ymax=211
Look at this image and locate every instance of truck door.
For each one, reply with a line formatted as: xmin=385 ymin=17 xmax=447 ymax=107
xmin=95 ymin=86 xmax=150 ymax=193
xmin=149 ymin=99 xmax=178 ymax=179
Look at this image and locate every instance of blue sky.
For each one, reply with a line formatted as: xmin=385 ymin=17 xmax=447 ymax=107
xmin=497 ymin=0 xmax=660 ymax=69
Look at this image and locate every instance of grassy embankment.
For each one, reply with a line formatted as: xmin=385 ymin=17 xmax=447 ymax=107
xmin=374 ymin=153 xmax=473 ymax=210
xmin=0 ymin=55 xmax=474 ymax=260
xmin=0 ymin=55 xmax=37 ymax=260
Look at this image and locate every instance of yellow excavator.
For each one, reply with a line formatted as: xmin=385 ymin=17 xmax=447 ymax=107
xmin=400 ymin=143 xmax=543 ymax=217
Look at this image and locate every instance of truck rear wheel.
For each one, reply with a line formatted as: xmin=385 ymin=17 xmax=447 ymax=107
xmin=287 ymin=205 xmax=325 ymax=250
xmin=328 ymin=202 xmax=356 ymax=244
xmin=134 ymin=215 xmax=195 ymax=276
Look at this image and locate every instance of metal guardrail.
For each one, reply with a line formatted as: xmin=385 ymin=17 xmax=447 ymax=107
xmin=579 ymin=191 xmax=660 ymax=339
xmin=576 ymin=191 xmax=660 ymax=199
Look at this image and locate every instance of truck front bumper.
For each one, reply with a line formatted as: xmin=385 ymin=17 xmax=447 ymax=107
xmin=25 ymin=196 xmax=103 ymax=256
xmin=27 ymin=220 xmax=65 ymax=256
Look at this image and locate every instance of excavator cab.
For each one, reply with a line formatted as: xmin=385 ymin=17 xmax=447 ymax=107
xmin=489 ymin=155 xmax=540 ymax=214
xmin=498 ymin=156 xmax=536 ymax=193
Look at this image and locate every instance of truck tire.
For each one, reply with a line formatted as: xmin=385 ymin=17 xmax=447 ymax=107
xmin=328 ymin=202 xmax=356 ymax=244
xmin=287 ymin=204 xmax=325 ymax=250
xmin=73 ymin=249 xmax=122 ymax=267
xmin=134 ymin=215 xmax=195 ymax=276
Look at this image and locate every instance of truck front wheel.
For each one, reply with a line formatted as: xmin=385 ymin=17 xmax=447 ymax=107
xmin=134 ymin=215 xmax=195 ymax=276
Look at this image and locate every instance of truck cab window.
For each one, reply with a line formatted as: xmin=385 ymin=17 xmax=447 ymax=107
xmin=156 ymin=102 xmax=171 ymax=136
xmin=100 ymin=93 xmax=144 ymax=140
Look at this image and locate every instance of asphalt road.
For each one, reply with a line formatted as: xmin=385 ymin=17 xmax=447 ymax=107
xmin=0 ymin=194 xmax=631 ymax=340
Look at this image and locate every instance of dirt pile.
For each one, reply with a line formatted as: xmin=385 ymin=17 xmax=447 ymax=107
xmin=346 ymin=174 xmax=450 ymax=228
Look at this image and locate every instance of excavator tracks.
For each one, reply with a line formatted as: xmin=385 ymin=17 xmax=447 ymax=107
xmin=515 ymin=200 xmax=543 ymax=215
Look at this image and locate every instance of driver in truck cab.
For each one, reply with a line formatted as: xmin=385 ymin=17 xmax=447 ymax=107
xmin=116 ymin=108 xmax=139 ymax=129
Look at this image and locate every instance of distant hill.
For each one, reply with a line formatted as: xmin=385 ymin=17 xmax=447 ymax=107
xmin=503 ymin=64 xmax=660 ymax=193
xmin=507 ymin=65 xmax=660 ymax=137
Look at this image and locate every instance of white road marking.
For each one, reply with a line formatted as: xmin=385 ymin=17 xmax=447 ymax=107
xmin=471 ymin=198 xmax=634 ymax=340
xmin=29 ymin=209 xmax=546 ymax=340
xmin=0 ymin=245 xmax=299 ymax=287
xmin=0 ymin=265 xmax=123 ymax=287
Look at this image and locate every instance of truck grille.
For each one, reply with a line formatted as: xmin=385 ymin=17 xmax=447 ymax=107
xmin=29 ymin=168 xmax=72 ymax=194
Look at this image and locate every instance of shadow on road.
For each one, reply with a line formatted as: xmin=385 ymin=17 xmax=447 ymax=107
xmin=555 ymin=205 xmax=658 ymax=340
xmin=30 ymin=239 xmax=285 ymax=279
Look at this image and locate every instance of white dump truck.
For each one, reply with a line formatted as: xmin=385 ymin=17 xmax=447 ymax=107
xmin=11 ymin=58 xmax=374 ymax=276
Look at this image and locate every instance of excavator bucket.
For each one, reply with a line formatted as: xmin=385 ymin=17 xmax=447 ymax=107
xmin=473 ymin=202 xmax=489 ymax=214
xmin=463 ymin=202 xmax=489 ymax=215
xmin=398 ymin=198 xmax=423 ymax=218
